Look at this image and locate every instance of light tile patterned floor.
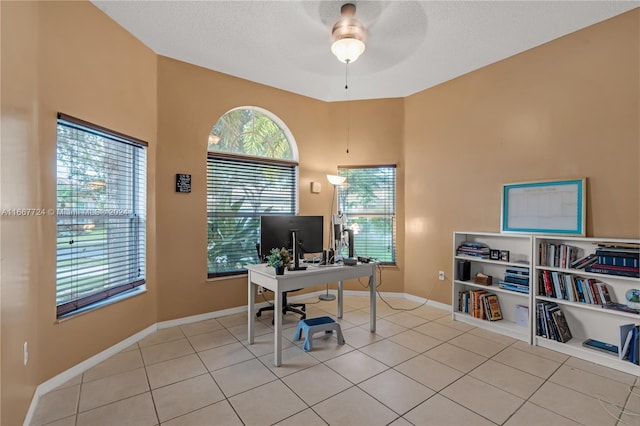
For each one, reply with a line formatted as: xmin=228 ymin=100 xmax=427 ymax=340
xmin=31 ymin=295 xmax=640 ymax=426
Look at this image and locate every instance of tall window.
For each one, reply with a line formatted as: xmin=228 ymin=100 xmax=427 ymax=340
xmin=207 ymin=107 xmax=297 ymax=277
xmin=337 ymin=165 xmax=396 ymax=264
xmin=56 ymin=113 xmax=147 ymax=318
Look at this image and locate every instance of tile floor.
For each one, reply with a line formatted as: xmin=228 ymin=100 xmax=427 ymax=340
xmin=31 ymin=295 xmax=640 ymax=426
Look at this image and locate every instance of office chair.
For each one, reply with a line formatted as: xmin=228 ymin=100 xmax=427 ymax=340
xmin=255 ymin=244 xmax=306 ymax=322
xmin=256 ymin=292 xmax=306 ymax=322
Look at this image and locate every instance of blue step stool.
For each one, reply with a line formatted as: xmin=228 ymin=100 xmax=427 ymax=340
xmin=294 ymin=316 xmax=345 ymax=352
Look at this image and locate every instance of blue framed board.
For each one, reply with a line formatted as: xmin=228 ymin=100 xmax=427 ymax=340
xmin=501 ymin=179 xmax=586 ymax=235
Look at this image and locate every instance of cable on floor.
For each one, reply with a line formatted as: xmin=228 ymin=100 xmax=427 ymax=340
xmin=598 ymin=386 xmax=640 ymax=426
xmin=358 ymin=262 xmax=441 ymax=312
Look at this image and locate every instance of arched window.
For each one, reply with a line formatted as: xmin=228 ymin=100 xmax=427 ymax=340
xmin=207 ymin=107 xmax=298 ymax=277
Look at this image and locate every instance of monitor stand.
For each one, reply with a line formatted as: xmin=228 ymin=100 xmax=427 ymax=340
xmin=290 ymin=230 xmax=307 ymax=271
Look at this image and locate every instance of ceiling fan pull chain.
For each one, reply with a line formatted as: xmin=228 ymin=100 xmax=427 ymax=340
xmin=345 ymin=59 xmax=350 ymax=90
xmin=345 ymin=60 xmax=350 ymax=154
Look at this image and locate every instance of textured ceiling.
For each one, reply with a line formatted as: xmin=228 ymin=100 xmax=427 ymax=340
xmin=92 ymin=1 xmax=638 ymax=102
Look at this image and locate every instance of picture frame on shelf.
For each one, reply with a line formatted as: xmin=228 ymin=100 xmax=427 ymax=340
xmin=490 ymin=250 xmax=500 ymax=260
xmin=500 ymin=250 xmax=510 ymax=262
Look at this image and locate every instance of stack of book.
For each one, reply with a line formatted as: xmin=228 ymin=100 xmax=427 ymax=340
xmin=619 ymin=323 xmax=640 ymax=365
xmin=570 ymin=253 xmax=597 ymax=269
xmin=457 ymin=289 xmax=502 ymax=321
xmin=539 ymin=243 xmax=579 ymax=269
xmin=538 ymin=271 xmax=613 ymax=305
xmin=498 ymin=264 xmax=530 ymax=294
xmin=585 ymin=243 xmax=640 ymax=278
xmin=536 ymin=301 xmax=572 ymax=343
xmin=456 ymin=241 xmax=490 ymax=259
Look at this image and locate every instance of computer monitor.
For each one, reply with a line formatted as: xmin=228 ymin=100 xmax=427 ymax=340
xmin=260 ymin=215 xmax=324 ymax=270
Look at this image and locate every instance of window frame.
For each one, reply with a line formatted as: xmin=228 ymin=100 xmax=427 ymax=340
xmin=206 ymin=107 xmax=299 ymax=279
xmin=337 ymin=164 xmax=397 ymax=265
xmin=55 ymin=113 xmax=147 ymax=318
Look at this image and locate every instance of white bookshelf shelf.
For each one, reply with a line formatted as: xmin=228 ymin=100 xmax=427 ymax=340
xmin=533 ymin=235 xmax=639 ymax=375
xmin=452 ymin=231 xmax=640 ymax=375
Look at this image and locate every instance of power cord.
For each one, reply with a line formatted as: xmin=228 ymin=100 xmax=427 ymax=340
xmin=356 ymin=262 xmax=442 ymax=312
xmin=598 ymin=385 xmax=640 ymax=426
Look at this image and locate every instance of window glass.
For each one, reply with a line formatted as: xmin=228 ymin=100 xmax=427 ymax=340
xmin=56 ymin=114 xmax=146 ymax=317
xmin=338 ymin=166 xmax=396 ymax=264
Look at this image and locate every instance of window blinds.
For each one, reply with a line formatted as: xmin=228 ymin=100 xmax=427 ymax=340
xmin=338 ymin=165 xmax=396 ymax=263
xmin=56 ymin=114 xmax=146 ymax=317
xmin=207 ymin=154 xmax=296 ymax=277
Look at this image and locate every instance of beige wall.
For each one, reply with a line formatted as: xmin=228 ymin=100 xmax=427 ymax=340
xmin=1 ymin=2 xmax=637 ymax=424
xmin=403 ymin=9 xmax=640 ymax=303
xmin=1 ymin=2 xmax=158 ymax=424
xmin=156 ymin=57 xmax=405 ymax=321
xmin=1 ymin=2 xmax=41 ymax=424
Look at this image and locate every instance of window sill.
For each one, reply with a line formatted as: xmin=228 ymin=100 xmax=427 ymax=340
xmin=56 ymin=286 xmax=147 ymax=323
xmin=206 ymin=273 xmax=248 ymax=283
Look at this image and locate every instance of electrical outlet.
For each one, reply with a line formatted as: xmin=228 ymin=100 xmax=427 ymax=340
xmin=23 ymin=341 xmax=28 ymax=366
xmin=438 ymin=271 xmax=445 ymax=281
xmin=257 ymin=286 xmax=263 ymax=295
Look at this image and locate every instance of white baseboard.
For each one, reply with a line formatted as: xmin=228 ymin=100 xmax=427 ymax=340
xmin=24 ymin=291 xmax=450 ymax=425
xmin=23 ymin=323 xmax=157 ymax=426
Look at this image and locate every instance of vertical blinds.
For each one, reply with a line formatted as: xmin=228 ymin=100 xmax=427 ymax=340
xmin=338 ymin=165 xmax=396 ymax=263
xmin=207 ymin=154 xmax=296 ymax=277
xmin=56 ymin=113 xmax=146 ymax=317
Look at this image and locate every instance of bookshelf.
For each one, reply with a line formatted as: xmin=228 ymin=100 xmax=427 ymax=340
xmin=452 ymin=232 xmax=533 ymax=342
xmin=533 ymin=235 xmax=640 ymax=375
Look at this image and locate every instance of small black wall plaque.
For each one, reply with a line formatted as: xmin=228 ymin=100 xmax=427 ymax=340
xmin=176 ymin=174 xmax=191 ymax=193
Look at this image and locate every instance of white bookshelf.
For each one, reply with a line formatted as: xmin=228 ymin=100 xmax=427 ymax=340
xmin=452 ymin=232 xmax=533 ymax=343
xmin=533 ymin=235 xmax=640 ymax=375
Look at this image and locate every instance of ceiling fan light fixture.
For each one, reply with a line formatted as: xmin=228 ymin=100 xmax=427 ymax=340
xmin=331 ymin=38 xmax=365 ymax=64
xmin=331 ymin=3 xmax=366 ymax=63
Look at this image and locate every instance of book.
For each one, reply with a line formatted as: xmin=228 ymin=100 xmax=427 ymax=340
xmin=571 ymin=253 xmax=596 ymax=269
xmin=597 ymin=255 xmax=639 ymax=267
xmin=498 ymin=281 xmax=529 ymax=293
xmin=595 ymin=282 xmax=612 ymax=304
xmin=515 ymin=304 xmax=528 ymax=327
xmin=485 ymin=294 xmax=503 ymax=321
xmin=630 ymin=326 xmax=640 ymax=365
xmin=504 ymin=273 xmax=529 ymax=285
xmin=596 ymin=242 xmax=640 ymax=250
xmin=541 ymin=270 xmax=553 ymax=297
xmin=563 ymin=274 xmax=575 ymax=302
xmin=543 ymin=303 xmax=560 ymax=341
xmin=551 ymin=309 xmax=572 ymax=343
xmin=582 ymin=339 xmax=618 ymax=355
xmin=585 ymin=264 xmax=640 ymax=278
xmin=587 ymin=279 xmax=601 ymax=305
xmin=506 ymin=266 xmax=530 ymax=275
xmin=619 ymin=324 xmax=635 ymax=360
xmin=602 ymin=302 xmax=640 ymax=314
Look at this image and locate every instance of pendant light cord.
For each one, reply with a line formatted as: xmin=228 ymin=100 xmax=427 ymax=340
xmin=345 ymin=60 xmax=351 ymax=154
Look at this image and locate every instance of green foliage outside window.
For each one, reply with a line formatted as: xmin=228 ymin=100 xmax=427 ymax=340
xmin=338 ymin=166 xmax=396 ymax=264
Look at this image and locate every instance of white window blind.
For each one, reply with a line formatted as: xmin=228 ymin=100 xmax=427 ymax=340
xmin=56 ymin=113 xmax=147 ymax=317
xmin=207 ymin=154 xmax=296 ymax=277
xmin=338 ymin=165 xmax=396 ymax=264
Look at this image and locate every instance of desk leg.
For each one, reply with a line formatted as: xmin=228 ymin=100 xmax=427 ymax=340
xmin=369 ymin=268 xmax=376 ymax=332
xmin=337 ymin=280 xmax=343 ymax=319
xmin=248 ymin=275 xmax=255 ymax=345
xmin=274 ymin=290 xmax=282 ymax=367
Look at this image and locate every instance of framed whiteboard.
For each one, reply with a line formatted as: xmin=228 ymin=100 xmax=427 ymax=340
xmin=501 ymin=178 xmax=586 ymax=235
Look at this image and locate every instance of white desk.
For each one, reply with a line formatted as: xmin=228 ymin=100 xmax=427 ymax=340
xmin=247 ymin=262 xmax=377 ymax=366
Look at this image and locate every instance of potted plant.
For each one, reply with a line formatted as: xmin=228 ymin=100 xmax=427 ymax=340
xmin=266 ymin=247 xmax=291 ymax=275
